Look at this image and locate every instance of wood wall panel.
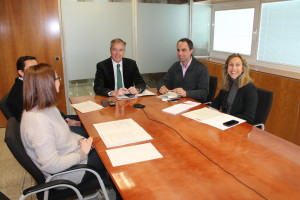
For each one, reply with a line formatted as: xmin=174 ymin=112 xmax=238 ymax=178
xmin=295 ymin=108 xmax=300 ymax=145
xmin=200 ymin=59 xmax=300 ymax=145
xmin=0 ymin=0 xmax=65 ymax=127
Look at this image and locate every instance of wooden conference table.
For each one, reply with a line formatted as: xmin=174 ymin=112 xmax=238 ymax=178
xmin=70 ymin=89 xmax=300 ymax=200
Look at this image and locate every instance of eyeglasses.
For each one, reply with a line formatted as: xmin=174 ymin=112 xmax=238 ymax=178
xmin=55 ymin=76 xmax=62 ymax=81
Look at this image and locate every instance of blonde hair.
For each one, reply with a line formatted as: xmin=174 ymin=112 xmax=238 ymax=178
xmin=23 ymin=63 xmax=58 ymax=111
xmin=221 ymin=53 xmax=253 ymax=91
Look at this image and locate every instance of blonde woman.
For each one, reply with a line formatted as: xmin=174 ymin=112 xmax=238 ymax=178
xmin=211 ymin=54 xmax=258 ymax=124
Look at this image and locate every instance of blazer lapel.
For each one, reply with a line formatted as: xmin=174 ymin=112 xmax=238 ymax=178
xmin=107 ymin=58 xmax=115 ymax=88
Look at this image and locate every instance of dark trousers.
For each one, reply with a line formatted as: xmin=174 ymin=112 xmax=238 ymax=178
xmin=81 ymin=149 xmax=112 ymax=187
xmin=67 ymin=115 xmax=88 ymax=138
xmin=82 ymin=149 xmax=122 ymax=199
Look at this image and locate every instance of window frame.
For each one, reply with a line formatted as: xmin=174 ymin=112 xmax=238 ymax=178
xmin=210 ymin=0 xmax=260 ymax=62
xmin=209 ymin=0 xmax=300 ymax=76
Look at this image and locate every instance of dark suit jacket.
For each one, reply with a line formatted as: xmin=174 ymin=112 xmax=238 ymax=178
xmin=157 ymin=57 xmax=209 ymax=102
xmin=93 ymin=57 xmax=146 ymax=96
xmin=7 ymin=78 xmax=23 ymax=121
xmin=7 ymin=77 xmax=69 ymax=122
xmin=211 ymin=82 xmax=258 ymax=124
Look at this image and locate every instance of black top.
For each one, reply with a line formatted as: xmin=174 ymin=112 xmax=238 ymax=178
xmin=157 ymin=57 xmax=209 ymax=102
xmin=7 ymin=78 xmax=23 ymax=121
xmin=211 ymin=82 xmax=258 ymax=124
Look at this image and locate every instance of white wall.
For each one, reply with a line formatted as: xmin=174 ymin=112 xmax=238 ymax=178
xmin=61 ymin=1 xmax=189 ymax=80
xmin=137 ymin=3 xmax=189 ymax=73
xmin=61 ymin=2 xmax=133 ymax=81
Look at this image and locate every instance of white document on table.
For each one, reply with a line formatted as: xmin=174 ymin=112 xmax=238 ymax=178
xmin=158 ymin=91 xmax=179 ymax=99
xmin=182 ymin=107 xmax=222 ymax=121
xmin=162 ymin=100 xmax=201 ymax=115
xmin=182 ymin=107 xmax=245 ymax=130
xmin=136 ymin=89 xmax=156 ymax=97
xmin=201 ymin=113 xmax=246 ymax=130
xmin=71 ymin=101 xmax=103 ymax=113
xmin=94 ymin=118 xmax=153 ymax=148
xmin=106 ymin=143 xmax=163 ymax=167
xmin=116 ymin=95 xmax=137 ymax=100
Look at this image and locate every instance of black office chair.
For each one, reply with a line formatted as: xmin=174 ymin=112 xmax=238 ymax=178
xmin=4 ymin=118 xmax=109 ymax=200
xmin=0 ymin=94 xmax=13 ymax=120
xmin=0 ymin=192 xmax=10 ymax=200
xmin=205 ymin=76 xmax=218 ymax=105
xmin=253 ymin=88 xmax=273 ymax=130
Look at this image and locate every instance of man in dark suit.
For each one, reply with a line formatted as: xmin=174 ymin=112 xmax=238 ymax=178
xmin=157 ymin=38 xmax=209 ymax=102
xmin=7 ymin=56 xmax=87 ymax=137
xmin=7 ymin=56 xmax=38 ymax=121
xmin=94 ymin=38 xmax=146 ymax=97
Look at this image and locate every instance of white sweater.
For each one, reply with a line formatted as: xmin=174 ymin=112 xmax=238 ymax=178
xmin=21 ymin=106 xmax=87 ymax=184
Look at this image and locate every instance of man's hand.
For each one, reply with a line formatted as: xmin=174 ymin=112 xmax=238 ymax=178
xmin=159 ymin=86 xmax=169 ymax=94
xmin=127 ymin=86 xmax=139 ymax=94
xmin=111 ymin=88 xmax=127 ymax=97
xmin=173 ymin=88 xmax=187 ymax=97
xmin=66 ymin=118 xmax=81 ymax=127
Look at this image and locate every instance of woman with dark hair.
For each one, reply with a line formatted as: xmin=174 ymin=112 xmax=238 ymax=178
xmin=211 ymin=53 xmax=258 ymax=124
xmin=20 ymin=63 xmax=111 ymax=186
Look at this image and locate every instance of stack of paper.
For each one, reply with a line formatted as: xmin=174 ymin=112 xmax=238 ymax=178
xmin=182 ymin=107 xmax=245 ymax=130
xmin=71 ymin=101 xmax=103 ymax=113
xmin=136 ymin=89 xmax=156 ymax=97
xmin=116 ymin=94 xmax=137 ymax=100
xmin=162 ymin=101 xmax=201 ymax=115
xmin=94 ymin=118 xmax=153 ymax=148
xmin=158 ymin=91 xmax=179 ymax=99
xmin=116 ymin=89 xmax=156 ymax=100
xmin=106 ymin=143 xmax=163 ymax=167
xmin=182 ymin=107 xmax=221 ymax=121
xmin=201 ymin=113 xmax=245 ymax=130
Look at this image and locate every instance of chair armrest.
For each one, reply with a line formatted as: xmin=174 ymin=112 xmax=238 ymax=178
xmin=46 ymin=164 xmax=96 ymax=181
xmin=46 ymin=164 xmax=109 ymax=200
xmin=20 ymin=180 xmax=83 ymax=200
xmin=254 ymin=123 xmax=265 ymax=130
xmin=204 ymin=102 xmax=212 ymax=106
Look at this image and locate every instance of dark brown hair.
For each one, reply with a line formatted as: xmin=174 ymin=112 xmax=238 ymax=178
xmin=177 ymin=38 xmax=193 ymax=50
xmin=16 ymin=56 xmax=36 ymax=71
xmin=23 ymin=63 xmax=58 ymax=111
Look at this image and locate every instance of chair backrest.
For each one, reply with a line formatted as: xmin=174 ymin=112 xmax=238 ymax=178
xmin=0 ymin=192 xmax=10 ymax=200
xmin=4 ymin=118 xmax=46 ymax=185
xmin=0 ymin=94 xmax=13 ymax=120
xmin=207 ymin=76 xmax=218 ymax=102
xmin=254 ymin=88 xmax=273 ymax=125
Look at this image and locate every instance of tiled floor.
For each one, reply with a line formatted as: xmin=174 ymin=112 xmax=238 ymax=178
xmin=0 ymin=128 xmax=36 ymax=200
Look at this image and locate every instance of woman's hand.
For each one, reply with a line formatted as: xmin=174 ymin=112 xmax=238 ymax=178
xmin=80 ymin=137 xmax=93 ymax=155
xmin=66 ymin=118 xmax=81 ymax=127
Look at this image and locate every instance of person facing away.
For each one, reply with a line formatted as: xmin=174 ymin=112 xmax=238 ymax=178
xmin=157 ymin=38 xmax=209 ymax=102
xmin=93 ymin=38 xmax=146 ymax=97
xmin=211 ymin=53 xmax=258 ymax=124
xmin=20 ymin=63 xmax=112 ymax=186
xmin=7 ymin=56 xmax=86 ymax=136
